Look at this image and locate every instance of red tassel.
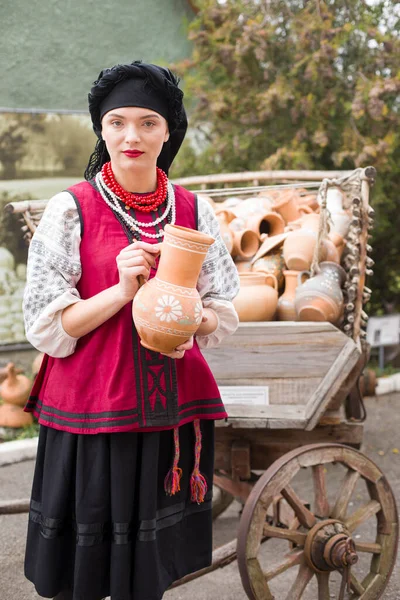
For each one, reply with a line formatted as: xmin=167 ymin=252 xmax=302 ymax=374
xmin=164 ymin=427 xmax=182 ymax=496
xmin=190 ymin=419 xmax=208 ymax=504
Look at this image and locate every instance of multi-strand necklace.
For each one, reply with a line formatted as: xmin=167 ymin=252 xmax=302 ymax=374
xmin=95 ymin=164 xmax=176 ymax=240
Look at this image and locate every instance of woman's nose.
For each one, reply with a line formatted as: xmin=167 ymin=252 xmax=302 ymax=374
xmin=125 ymin=125 xmax=141 ymax=144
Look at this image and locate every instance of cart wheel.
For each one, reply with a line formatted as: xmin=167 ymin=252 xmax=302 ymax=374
xmin=212 ymin=484 xmax=234 ymax=520
xmin=237 ymin=443 xmax=398 ymax=600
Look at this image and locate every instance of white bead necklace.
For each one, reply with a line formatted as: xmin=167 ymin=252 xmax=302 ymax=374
xmin=95 ymin=172 xmax=176 ymax=239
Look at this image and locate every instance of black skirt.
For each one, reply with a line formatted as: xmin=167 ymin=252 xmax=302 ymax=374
xmin=24 ymin=421 xmax=214 ymax=600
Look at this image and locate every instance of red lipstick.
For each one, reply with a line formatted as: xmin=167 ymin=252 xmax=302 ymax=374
xmin=123 ymin=150 xmax=144 ymax=158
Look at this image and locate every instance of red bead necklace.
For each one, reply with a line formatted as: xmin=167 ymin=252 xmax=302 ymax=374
xmin=101 ymin=162 xmax=168 ymax=213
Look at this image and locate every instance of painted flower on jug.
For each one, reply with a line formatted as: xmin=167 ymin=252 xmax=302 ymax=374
xmin=155 ymin=295 xmax=183 ymax=322
xmin=194 ymin=301 xmax=203 ymax=325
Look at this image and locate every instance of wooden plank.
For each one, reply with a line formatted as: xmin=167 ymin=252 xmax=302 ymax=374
xmin=262 ymin=524 xmax=307 ymax=546
xmin=305 ymin=339 xmax=360 ymax=429
xmin=203 ymin=322 xmax=348 ymax=380
xmin=331 ymin=469 xmax=361 ymax=521
xmin=231 ymin=441 xmax=251 ymax=480
xmin=281 ymin=485 xmax=317 ymax=528
xmin=174 ymin=169 xmax=352 ymax=187
xmin=216 ymin=377 xmax=322 ymax=406
xmin=345 ymin=500 xmax=381 ymax=533
xmin=312 ymin=464 xmax=330 ymax=518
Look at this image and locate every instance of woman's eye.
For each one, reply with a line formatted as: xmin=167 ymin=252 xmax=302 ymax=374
xmin=143 ymin=121 xmax=155 ymax=128
xmin=111 ymin=121 xmax=122 ymax=127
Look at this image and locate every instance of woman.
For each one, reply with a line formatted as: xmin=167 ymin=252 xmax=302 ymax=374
xmin=23 ymin=61 xmax=239 ymax=600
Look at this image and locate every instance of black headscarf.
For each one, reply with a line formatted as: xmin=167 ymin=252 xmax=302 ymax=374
xmin=85 ymin=61 xmax=187 ymax=178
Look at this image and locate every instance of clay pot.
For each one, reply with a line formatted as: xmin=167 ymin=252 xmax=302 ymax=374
xmin=252 ymin=247 xmax=286 ymax=290
xmin=277 ymin=270 xmax=306 ymax=321
xmin=298 ymin=194 xmax=320 ymax=212
xmin=329 ymin=232 xmax=346 ymax=260
xmin=0 ymin=403 xmax=33 ymax=428
xmin=246 ymin=211 xmax=285 ymax=239
xmin=233 ymin=273 xmax=278 ymax=322
xmin=216 ymin=210 xmax=235 ymax=254
xmin=231 ymin=229 xmax=259 ymax=260
xmin=232 ymin=196 xmax=273 ymax=219
xmin=273 ymin=191 xmax=314 ymax=224
xmin=294 ymin=262 xmax=346 ymax=324
xmin=283 ymin=213 xmax=327 ymax=271
xmin=325 ymin=187 xmax=351 ymax=237
xmin=132 ymin=224 xmax=215 ymax=354
xmin=0 ymin=363 xmax=31 ymax=407
xmin=321 ymin=238 xmax=340 ymax=264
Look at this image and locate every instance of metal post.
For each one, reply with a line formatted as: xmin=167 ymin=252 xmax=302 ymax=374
xmin=379 ymin=345 xmax=385 ymax=371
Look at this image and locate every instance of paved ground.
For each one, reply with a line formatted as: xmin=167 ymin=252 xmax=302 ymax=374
xmin=1 ymin=393 xmax=399 ymax=600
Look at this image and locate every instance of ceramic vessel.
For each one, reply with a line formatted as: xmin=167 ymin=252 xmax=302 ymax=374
xmin=0 ymin=362 xmax=31 ymax=407
xmin=232 ymin=196 xmax=273 ymax=219
xmin=132 ymin=224 xmax=215 ymax=353
xmin=252 ymin=247 xmax=286 ymax=290
xmin=329 ymin=232 xmax=346 ymax=259
xmin=324 ymin=187 xmax=351 ymax=237
xmin=272 ymin=191 xmax=314 ymax=223
xmin=277 ymin=270 xmax=305 ymax=321
xmin=0 ymin=403 xmax=33 ymax=428
xmin=233 ymin=273 xmax=278 ymax=322
xmin=231 ymin=229 xmax=259 ymax=259
xmin=294 ymin=261 xmax=346 ymax=324
xmin=283 ymin=213 xmax=327 ymax=270
xmin=246 ymin=211 xmax=285 ymax=239
xmin=235 ymin=260 xmax=253 ymax=273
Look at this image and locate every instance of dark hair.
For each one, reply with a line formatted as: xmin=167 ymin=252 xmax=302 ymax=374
xmin=84 ymin=60 xmax=184 ymax=181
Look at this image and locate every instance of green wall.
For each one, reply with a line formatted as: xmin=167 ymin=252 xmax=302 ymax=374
xmin=1 ymin=0 xmax=194 ymax=112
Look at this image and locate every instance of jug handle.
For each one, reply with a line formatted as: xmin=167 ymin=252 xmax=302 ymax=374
xmin=264 ymin=273 xmax=278 ymax=290
xmin=297 ymin=270 xmax=311 ymax=286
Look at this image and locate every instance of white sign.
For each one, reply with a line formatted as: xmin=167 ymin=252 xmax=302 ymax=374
xmin=367 ymin=315 xmax=400 ymax=347
xmin=219 ymin=386 xmax=269 ymax=406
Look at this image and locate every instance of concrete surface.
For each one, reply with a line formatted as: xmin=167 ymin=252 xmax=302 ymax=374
xmin=1 ymin=393 xmax=399 ymax=600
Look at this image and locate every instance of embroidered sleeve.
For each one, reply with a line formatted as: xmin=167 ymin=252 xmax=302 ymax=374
xmin=195 ymin=196 xmax=240 ymax=349
xmin=23 ymin=191 xmax=83 ymax=358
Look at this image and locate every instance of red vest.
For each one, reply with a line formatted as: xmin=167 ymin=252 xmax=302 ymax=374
xmin=25 ymin=181 xmax=227 ymax=434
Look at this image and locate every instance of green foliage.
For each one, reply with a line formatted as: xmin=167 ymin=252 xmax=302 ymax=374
xmin=171 ymin=0 xmax=400 ymax=312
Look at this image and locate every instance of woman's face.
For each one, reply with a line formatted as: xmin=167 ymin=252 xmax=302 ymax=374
xmin=101 ymin=106 xmax=169 ymax=172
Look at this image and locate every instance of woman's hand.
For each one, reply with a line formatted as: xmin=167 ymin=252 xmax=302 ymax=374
xmin=195 ymin=308 xmax=219 ymax=337
xmin=161 ymin=336 xmax=194 ymax=359
xmin=116 ymin=241 xmax=161 ymax=302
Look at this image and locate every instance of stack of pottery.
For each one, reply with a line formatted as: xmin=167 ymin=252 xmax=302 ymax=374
xmin=0 ymin=362 xmax=33 ymax=428
xmin=0 ymin=247 xmax=27 ymax=343
xmin=211 ymin=185 xmax=347 ymax=325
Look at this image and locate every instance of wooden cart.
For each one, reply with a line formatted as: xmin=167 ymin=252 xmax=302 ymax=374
xmin=5 ymin=167 xmax=398 ymax=599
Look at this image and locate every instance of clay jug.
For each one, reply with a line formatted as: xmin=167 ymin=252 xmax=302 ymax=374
xmin=231 ymin=229 xmax=259 ymax=260
xmin=32 ymin=353 xmax=45 ymax=377
xmin=321 ymin=237 xmax=340 ymax=264
xmin=233 ymin=273 xmax=278 ymax=322
xmin=283 ymin=213 xmax=327 ymax=271
xmin=233 ymin=196 xmax=273 ymax=219
xmin=294 ymin=262 xmax=346 ymax=324
xmin=325 ymin=187 xmax=351 ymax=237
xmin=215 ymin=210 xmax=235 ymax=254
xmin=273 ymin=191 xmax=313 ymax=224
xmin=252 ymin=247 xmax=286 ymax=290
xmin=277 ymin=270 xmax=306 ymax=321
xmin=0 ymin=403 xmax=33 ymax=428
xmin=0 ymin=363 xmax=31 ymax=407
xmin=132 ymin=224 xmax=215 ymax=354
xmin=246 ymin=211 xmax=285 ymax=239
xmin=329 ymin=231 xmax=346 ymax=260
xmin=235 ymin=260 xmax=253 ymax=273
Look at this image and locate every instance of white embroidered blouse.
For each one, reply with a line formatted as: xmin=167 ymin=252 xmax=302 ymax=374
xmin=23 ymin=192 xmax=240 ymax=358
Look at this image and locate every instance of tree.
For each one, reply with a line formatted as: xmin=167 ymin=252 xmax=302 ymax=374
xmin=171 ymin=0 xmax=400 ymax=313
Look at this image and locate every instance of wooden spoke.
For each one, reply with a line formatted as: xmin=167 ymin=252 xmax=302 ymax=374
xmin=331 ymin=469 xmax=360 ymax=521
xmin=263 ymin=548 xmax=303 ymax=582
xmin=350 ymin=572 xmax=365 ymax=595
xmin=284 ymin=563 xmax=314 ymax=600
xmin=312 ymin=464 xmax=330 ymax=518
xmin=262 ymin=524 xmax=307 ymax=547
xmin=316 ymin=572 xmax=330 ymax=600
xmin=355 ymin=541 xmax=382 ymax=554
xmin=345 ymin=500 xmax=381 ymax=533
xmin=281 ymin=485 xmax=317 ymax=529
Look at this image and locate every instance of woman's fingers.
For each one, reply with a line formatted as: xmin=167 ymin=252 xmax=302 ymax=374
xmin=175 ymin=336 xmax=194 ymax=351
xmin=121 ymin=241 xmax=161 ymax=254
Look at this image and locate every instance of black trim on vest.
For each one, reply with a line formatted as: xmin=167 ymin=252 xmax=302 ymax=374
xmin=194 ymin=193 xmax=199 ymax=230
xmin=66 ymin=189 xmax=84 ymax=238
